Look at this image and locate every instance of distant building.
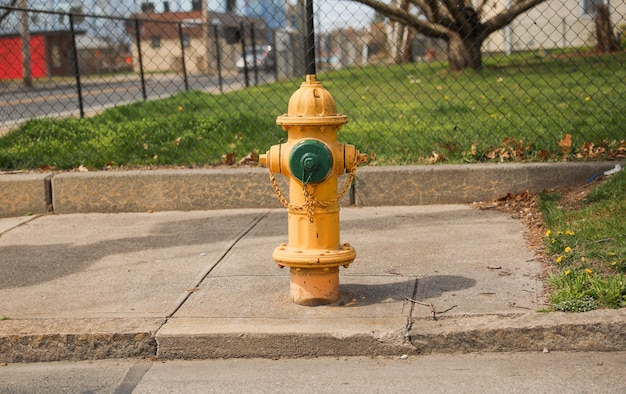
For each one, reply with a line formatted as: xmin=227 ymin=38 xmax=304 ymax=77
xmin=0 ymin=31 xmax=77 ymax=79
xmin=0 ymin=0 xmax=133 ymax=80
xmin=127 ymin=8 xmax=269 ymax=74
xmin=0 ymin=0 xmax=132 ymax=39
xmin=484 ymin=0 xmax=626 ymax=53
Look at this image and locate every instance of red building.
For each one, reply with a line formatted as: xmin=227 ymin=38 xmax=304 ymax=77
xmin=0 ymin=31 xmax=76 ymax=80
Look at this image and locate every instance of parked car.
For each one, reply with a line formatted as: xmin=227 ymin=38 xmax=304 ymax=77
xmin=236 ymin=45 xmax=275 ymax=73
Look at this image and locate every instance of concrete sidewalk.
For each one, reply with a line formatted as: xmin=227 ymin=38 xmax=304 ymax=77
xmin=1 ymin=205 xmax=625 ymax=363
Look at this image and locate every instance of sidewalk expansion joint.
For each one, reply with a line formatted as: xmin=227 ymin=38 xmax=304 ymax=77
xmin=0 ymin=214 xmax=42 ymax=236
xmin=155 ymin=209 xmax=272 ymax=330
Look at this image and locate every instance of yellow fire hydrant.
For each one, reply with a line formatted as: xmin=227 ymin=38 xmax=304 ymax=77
xmin=260 ymin=74 xmax=367 ymax=306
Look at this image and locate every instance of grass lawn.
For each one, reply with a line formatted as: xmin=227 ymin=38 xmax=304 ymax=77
xmin=0 ymin=50 xmax=624 ymax=170
xmin=540 ymin=168 xmax=626 ymax=311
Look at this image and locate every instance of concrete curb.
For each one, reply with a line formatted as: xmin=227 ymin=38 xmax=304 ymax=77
xmin=1 ymin=161 xmax=620 ymax=218
xmin=2 ymin=310 xmax=625 ymax=362
xmin=408 ymin=309 xmax=626 ymax=354
xmin=154 ymin=312 xmax=626 ymax=360
xmin=0 ymin=318 xmax=160 ymax=363
xmin=0 ymin=173 xmax=52 ymax=217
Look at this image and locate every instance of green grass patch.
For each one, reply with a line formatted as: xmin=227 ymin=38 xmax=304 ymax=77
xmin=1 ymin=50 xmax=625 ymax=170
xmin=542 ymin=169 xmax=626 ymax=311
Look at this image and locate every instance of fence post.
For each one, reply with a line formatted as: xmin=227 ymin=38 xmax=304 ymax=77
xmin=240 ymin=22 xmax=250 ymax=88
xmin=178 ymin=22 xmax=189 ymax=92
xmin=213 ymin=23 xmax=223 ymax=94
xmin=69 ymin=13 xmax=84 ymax=118
xmin=304 ymin=0 xmax=316 ymax=75
xmin=134 ymin=18 xmax=147 ymax=101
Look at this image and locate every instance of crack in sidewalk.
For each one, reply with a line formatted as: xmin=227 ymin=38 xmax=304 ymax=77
xmin=402 ymin=278 xmax=419 ymax=345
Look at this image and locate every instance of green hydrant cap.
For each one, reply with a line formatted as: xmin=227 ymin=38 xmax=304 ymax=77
xmin=289 ymin=140 xmax=333 ymax=184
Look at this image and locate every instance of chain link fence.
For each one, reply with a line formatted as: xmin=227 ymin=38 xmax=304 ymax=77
xmin=1 ymin=1 xmax=625 ymax=170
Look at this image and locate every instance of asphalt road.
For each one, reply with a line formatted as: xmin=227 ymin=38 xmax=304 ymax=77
xmin=0 ymin=71 xmax=276 ymax=132
xmin=2 ymin=352 xmax=625 ymax=393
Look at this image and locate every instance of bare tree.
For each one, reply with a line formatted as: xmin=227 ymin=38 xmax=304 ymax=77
xmin=353 ymin=0 xmax=548 ymax=71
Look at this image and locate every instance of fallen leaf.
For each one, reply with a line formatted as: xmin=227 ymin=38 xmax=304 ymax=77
xmin=558 ymin=134 xmax=572 ymax=154
xmin=238 ymin=151 xmax=258 ymax=164
xmin=223 ymin=153 xmax=235 ymax=165
xmin=428 ymin=151 xmax=444 ymax=164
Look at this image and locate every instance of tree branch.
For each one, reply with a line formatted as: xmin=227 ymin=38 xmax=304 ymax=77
xmin=420 ymin=0 xmax=454 ymax=27
xmin=483 ymin=0 xmax=549 ymax=35
xmin=476 ymin=0 xmax=490 ymax=16
xmin=354 ymin=0 xmax=450 ymax=38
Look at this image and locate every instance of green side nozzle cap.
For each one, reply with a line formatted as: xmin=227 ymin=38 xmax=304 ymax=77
xmin=289 ymin=140 xmax=333 ymax=184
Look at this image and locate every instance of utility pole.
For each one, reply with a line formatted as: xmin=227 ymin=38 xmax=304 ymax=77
xmin=19 ymin=0 xmax=32 ymax=87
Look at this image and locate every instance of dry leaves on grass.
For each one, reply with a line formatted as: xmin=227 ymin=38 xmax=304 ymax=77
xmin=472 ymin=177 xmax=605 ymax=266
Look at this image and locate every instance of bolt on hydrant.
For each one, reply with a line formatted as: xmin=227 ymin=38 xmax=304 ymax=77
xmin=259 ymin=74 xmax=367 ymax=306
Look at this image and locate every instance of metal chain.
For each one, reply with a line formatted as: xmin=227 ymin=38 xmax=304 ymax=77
xmin=268 ymin=170 xmax=292 ymax=209
xmin=302 ymin=183 xmax=316 ymax=223
xmin=267 ymin=156 xmax=359 ymax=223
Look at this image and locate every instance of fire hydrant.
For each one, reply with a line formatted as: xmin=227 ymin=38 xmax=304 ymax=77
xmin=260 ymin=74 xmax=367 ymax=306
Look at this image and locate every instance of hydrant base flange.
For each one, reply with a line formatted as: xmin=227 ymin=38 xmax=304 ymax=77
xmin=273 ymin=244 xmax=356 ymax=269
xmin=290 ymin=267 xmax=340 ymax=306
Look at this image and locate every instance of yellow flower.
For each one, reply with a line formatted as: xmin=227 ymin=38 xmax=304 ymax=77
xmin=545 ymin=230 xmax=551 ymax=237
xmin=564 ymin=246 xmax=572 ymax=253
xmin=565 ymin=230 xmax=575 ymax=235
xmin=585 ymin=96 xmax=591 ymax=101
xmin=611 ymin=261 xmax=617 ymax=266
xmin=564 ymin=270 xmax=571 ymax=275
xmin=585 ymin=268 xmax=593 ymax=274
xmin=556 ymin=255 xmax=564 ymax=263
xmin=178 ymin=106 xmax=184 ymax=112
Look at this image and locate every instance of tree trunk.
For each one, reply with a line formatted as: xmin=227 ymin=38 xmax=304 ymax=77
xmin=595 ymin=4 xmax=618 ymax=53
xmin=392 ymin=21 xmax=405 ymax=63
xmin=447 ymin=33 xmax=484 ymax=71
xmin=402 ymin=27 xmax=414 ymax=63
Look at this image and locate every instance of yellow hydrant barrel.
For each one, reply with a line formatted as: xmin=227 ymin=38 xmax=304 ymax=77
xmin=261 ymin=75 xmax=366 ymax=305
